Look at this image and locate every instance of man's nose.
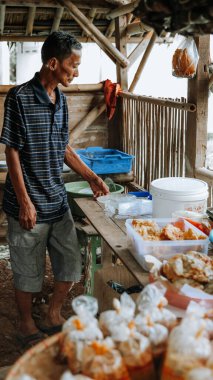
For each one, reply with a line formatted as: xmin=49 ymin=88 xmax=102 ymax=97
xmin=74 ymin=69 xmax=79 ymax=77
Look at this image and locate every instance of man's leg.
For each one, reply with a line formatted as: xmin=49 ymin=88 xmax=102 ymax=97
xmin=15 ymin=289 xmax=38 ymax=335
xmin=47 ymin=210 xmax=82 ymax=326
xmin=47 ymin=281 xmax=72 ymax=326
xmin=7 ymin=216 xmax=49 ymax=336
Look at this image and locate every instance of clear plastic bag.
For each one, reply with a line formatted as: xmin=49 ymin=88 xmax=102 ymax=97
xmin=172 ymin=36 xmax=199 ymax=79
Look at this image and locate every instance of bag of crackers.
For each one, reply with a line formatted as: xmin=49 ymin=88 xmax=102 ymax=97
xmin=172 ymin=36 xmax=199 ymax=78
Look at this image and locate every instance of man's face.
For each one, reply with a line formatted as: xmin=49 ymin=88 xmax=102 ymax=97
xmin=53 ymin=49 xmax=82 ymax=87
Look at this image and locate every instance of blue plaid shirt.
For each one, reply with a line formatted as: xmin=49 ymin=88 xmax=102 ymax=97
xmin=0 ymin=73 xmax=69 ymax=222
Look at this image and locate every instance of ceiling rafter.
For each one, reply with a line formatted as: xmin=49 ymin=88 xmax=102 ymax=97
xmin=0 ymin=5 xmax=6 ymax=35
xmin=51 ymin=6 xmax=64 ymax=32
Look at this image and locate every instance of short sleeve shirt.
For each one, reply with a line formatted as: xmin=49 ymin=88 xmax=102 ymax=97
xmin=0 ymin=72 xmax=69 ymax=223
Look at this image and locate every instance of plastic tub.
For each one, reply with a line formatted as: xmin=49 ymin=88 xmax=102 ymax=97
xmin=125 ymin=218 xmax=209 ymax=271
xmin=76 ymin=146 xmax=134 ymax=174
xmin=150 ymin=177 xmax=208 ymax=218
xmin=65 ymin=181 xmax=124 ymax=217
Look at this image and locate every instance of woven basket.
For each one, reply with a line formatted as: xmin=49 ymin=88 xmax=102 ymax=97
xmin=6 ymin=333 xmax=67 ymax=380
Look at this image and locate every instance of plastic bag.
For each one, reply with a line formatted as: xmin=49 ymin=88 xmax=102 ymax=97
xmin=172 ymin=37 xmax=199 ymax=78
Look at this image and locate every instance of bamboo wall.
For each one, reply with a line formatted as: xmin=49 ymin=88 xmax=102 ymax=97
xmin=0 ymin=89 xmax=108 ymax=155
xmin=121 ymin=94 xmax=188 ymax=190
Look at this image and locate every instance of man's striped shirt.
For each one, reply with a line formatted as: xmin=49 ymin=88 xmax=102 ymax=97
xmin=0 ymin=72 xmax=69 ymax=223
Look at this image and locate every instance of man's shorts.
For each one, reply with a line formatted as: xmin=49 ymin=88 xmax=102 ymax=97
xmin=7 ymin=209 xmax=82 ymax=292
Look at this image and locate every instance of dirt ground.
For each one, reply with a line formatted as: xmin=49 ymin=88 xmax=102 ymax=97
xmin=0 ymin=245 xmax=84 ymax=368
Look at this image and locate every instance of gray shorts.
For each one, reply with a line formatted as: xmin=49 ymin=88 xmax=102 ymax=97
xmin=7 ymin=210 xmax=82 ymax=292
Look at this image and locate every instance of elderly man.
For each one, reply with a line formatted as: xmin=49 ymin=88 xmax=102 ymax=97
xmin=0 ymin=31 xmax=108 ymax=347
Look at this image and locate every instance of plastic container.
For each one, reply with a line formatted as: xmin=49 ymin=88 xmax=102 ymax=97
xmin=76 ymin=146 xmax=134 ymax=174
xmin=150 ymin=177 xmax=208 ymax=218
xmin=125 ymin=218 xmax=209 ymax=271
xmin=128 ymin=191 xmax=152 ymax=200
xmin=65 ymin=181 xmax=124 ymax=217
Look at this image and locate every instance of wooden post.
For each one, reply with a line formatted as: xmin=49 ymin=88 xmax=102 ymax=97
xmin=108 ymin=15 xmax=128 ymax=151
xmin=58 ymin=0 xmax=129 ymax=68
xmin=25 ymin=6 xmax=36 ymax=36
xmin=185 ymin=35 xmax=210 ymax=177
xmin=129 ymin=31 xmax=157 ymax=92
xmin=105 ymin=20 xmax=115 ymax=38
xmin=51 ymin=7 xmax=64 ymax=33
xmin=0 ymin=5 xmax=5 ymax=35
xmin=82 ymin=8 xmax=96 ymax=37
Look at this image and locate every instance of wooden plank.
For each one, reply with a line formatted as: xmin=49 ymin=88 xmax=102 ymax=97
xmin=0 ymin=5 xmax=5 ymax=35
xmin=51 ymin=6 xmax=64 ymax=33
xmin=185 ymin=36 xmax=210 ymax=177
xmin=75 ymin=198 xmax=149 ymax=285
xmin=25 ymin=6 xmax=36 ymax=35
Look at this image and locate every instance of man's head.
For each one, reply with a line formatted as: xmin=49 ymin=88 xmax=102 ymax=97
xmin=41 ymin=31 xmax=82 ymax=86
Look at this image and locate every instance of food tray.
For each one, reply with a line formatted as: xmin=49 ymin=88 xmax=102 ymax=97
xmin=76 ymin=146 xmax=134 ymax=174
xmin=125 ymin=218 xmax=209 ymax=271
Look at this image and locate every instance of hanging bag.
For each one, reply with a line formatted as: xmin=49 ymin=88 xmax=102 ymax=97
xmin=172 ymin=36 xmax=199 ymax=78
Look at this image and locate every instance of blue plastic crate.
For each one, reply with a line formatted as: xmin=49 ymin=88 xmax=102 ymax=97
xmin=76 ymin=147 xmax=134 ymax=174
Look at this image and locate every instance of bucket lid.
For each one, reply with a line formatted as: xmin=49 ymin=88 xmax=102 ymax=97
xmin=150 ymin=177 xmax=208 ymax=196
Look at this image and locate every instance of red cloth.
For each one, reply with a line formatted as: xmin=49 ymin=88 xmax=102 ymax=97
xmin=103 ymin=79 xmax=122 ymax=120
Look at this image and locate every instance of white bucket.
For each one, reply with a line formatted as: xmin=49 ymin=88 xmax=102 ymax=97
xmin=150 ymin=177 xmax=208 ymax=218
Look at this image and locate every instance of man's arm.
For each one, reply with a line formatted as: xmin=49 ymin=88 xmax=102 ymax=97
xmin=64 ymin=145 xmax=109 ymax=197
xmin=5 ymin=146 xmax=36 ymax=230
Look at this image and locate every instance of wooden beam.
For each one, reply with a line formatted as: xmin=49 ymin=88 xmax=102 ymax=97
xmin=115 ymin=15 xmax=128 ymax=89
xmin=127 ymin=32 xmax=151 ymax=68
xmin=185 ymin=35 xmax=210 ymax=176
xmin=51 ymin=6 xmax=64 ymax=33
xmin=70 ymin=102 xmax=106 ymax=142
xmin=25 ymin=6 xmax=36 ymax=36
xmin=0 ymin=5 xmax=6 ymax=35
xmin=106 ymin=1 xmax=139 ymax=20
xmin=105 ymin=19 xmax=115 ymax=37
xmin=0 ymin=35 xmax=170 ymax=44
xmin=129 ymin=31 xmax=157 ymax=92
xmin=58 ymin=0 xmax=129 ymax=68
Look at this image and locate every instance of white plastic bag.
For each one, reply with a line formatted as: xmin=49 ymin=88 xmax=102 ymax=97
xmin=172 ymin=36 xmax=199 ymax=78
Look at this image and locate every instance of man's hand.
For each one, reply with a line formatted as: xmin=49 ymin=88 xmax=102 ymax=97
xmin=19 ymin=200 xmax=37 ymax=230
xmin=89 ymin=176 xmax=109 ymax=198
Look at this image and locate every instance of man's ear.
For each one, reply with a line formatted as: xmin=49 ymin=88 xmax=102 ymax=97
xmin=48 ymin=57 xmax=58 ymax=71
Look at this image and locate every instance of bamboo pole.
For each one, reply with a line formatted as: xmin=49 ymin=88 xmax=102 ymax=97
xmin=0 ymin=5 xmax=5 ymax=35
xmin=106 ymin=1 xmax=139 ymax=20
xmin=25 ymin=6 xmax=36 ymax=36
xmin=82 ymin=8 xmax=96 ymax=37
xmin=105 ymin=0 xmax=133 ymax=5
xmin=119 ymin=91 xmax=196 ymax=112
xmin=105 ymin=20 xmax=115 ymax=38
xmin=51 ymin=7 xmax=64 ymax=33
xmin=128 ymin=32 xmax=152 ymax=68
xmin=70 ymin=102 xmax=106 ymax=142
xmin=0 ymin=83 xmax=104 ymax=94
xmin=129 ymin=31 xmax=157 ymax=92
xmin=58 ymin=0 xmax=129 ymax=67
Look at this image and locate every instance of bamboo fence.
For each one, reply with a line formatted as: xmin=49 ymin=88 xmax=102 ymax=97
xmin=121 ymin=93 xmax=189 ymax=190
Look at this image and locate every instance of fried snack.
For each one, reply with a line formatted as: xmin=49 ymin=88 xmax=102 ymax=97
xmin=162 ymin=252 xmax=213 ymax=285
xmin=132 ymin=219 xmax=161 ymax=241
xmin=172 ymin=48 xmax=196 ymax=78
xmin=185 ymin=367 xmax=213 ymax=380
xmin=81 ymin=339 xmax=130 ymax=380
xmin=184 ymin=228 xmax=206 ymax=240
xmin=160 ymin=224 xmax=184 ymax=241
xmin=60 ymin=370 xmax=93 ymax=380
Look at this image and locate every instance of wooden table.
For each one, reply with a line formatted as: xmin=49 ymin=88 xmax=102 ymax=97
xmin=75 ymin=198 xmax=148 ymax=310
